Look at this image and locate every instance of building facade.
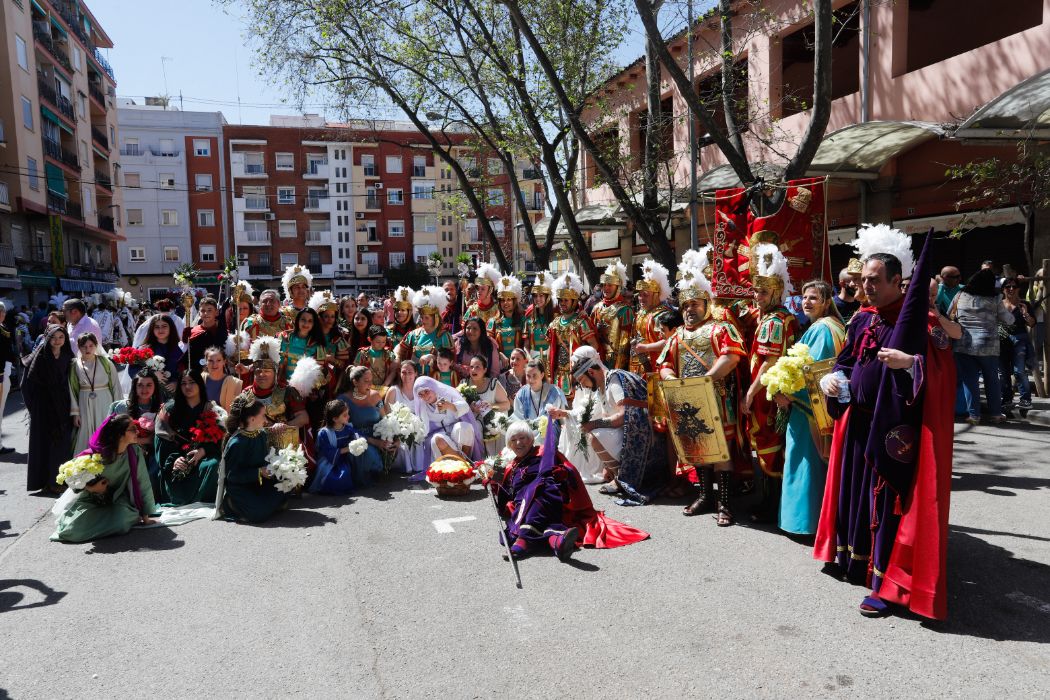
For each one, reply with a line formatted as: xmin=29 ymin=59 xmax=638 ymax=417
xmin=578 ymin=0 xmax=1050 ymax=277
xmin=0 ymin=0 xmax=123 ymax=305
xmin=116 ymin=102 xmax=228 ymax=300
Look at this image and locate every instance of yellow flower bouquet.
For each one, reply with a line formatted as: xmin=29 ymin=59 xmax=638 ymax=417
xmin=56 ymin=454 xmax=105 ymax=491
xmin=759 ymin=343 xmax=816 ymax=400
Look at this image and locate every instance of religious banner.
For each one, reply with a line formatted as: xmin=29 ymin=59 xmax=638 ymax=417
xmin=803 ymin=356 xmax=838 ymax=437
xmin=712 ymin=177 xmax=830 ymax=298
xmin=49 ymin=214 xmax=65 ymax=276
xmin=659 ymin=376 xmax=730 ymax=465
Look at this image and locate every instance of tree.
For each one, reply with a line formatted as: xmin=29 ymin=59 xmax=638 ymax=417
xmin=385 ymin=261 xmax=432 ymax=288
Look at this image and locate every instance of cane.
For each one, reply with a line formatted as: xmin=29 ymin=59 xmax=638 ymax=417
xmin=487 ymin=481 xmax=523 ymax=589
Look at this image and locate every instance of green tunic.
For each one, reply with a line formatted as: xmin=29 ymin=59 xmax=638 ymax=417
xmin=155 ymin=400 xmax=222 ymax=506
xmin=220 ymin=431 xmax=288 ymax=523
xmin=51 ymin=445 xmax=157 ymax=543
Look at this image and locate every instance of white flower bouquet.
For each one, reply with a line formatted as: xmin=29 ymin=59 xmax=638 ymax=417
xmin=348 ymin=437 xmax=368 ymax=457
xmin=373 ymin=403 xmax=427 ymax=448
xmin=266 ymin=444 xmax=309 ymax=493
xmin=482 ymin=410 xmax=511 ymax=441
xmin=56 ymin=454 xmax=105 ymax=491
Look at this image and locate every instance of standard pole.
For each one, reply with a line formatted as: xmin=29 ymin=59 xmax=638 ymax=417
xmin=688 ymin=0 xmax=699 ymax=250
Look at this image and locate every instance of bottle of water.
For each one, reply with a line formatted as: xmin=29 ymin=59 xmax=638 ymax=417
xmin=834 ymin=371 xmax=851 ymax=403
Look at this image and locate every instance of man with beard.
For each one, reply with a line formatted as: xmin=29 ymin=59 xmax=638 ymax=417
xmin=467 ymin=263 xmax=501 ymax=326
xmin=441 ymin=280 xmax=463 ymax=335
xmin=241 ymin=290 xmax=292 ymax=343
xmin=238 ymin=335 xmax=309 ymax=449
xmin=743 ymin=240 xmax=798 ymax=523
xmin=834 ymin=264 xmax=863 ymax=322
xmin=546 ymin=272 xmax=601 ymax=398
xmin=659 ymin=262 xmax=748 ymax=525
xmin=281 ymin=264 xmax=313 ymax=323
xmin=590 ymin=259 xmax=635 ymax=371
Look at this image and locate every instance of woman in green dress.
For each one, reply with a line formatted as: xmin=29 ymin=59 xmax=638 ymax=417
xmin=154 ymin=370 xmax=224 ymax=506
xmin=51 ymin=414 xmax=158 ymax=543
xmin=215 ymin=395 xmax=288 ymax=523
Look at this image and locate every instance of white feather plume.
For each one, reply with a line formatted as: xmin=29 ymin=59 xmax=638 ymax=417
xmin=288 ymin=356 xmax=324 ymax=396
xmin=496 ymin=274 xmax=523 ymax=299
xmin=233 ymin=279 xmax=255 ymax=300
xmin=412 ymin=285 xmax=449 ymax=315
xmin=225 ymin=331 xmax=250 ymax=357
xmin=308 ymin=290 xmax=338 ymax=312
xmin=551 ymin=271 xmax=584 ymax=298
xmin=852 ymin=223 xmax=916 ymax=279
xmin=49 ymin=292 xmax=69 ymax=308
xmin=281 ymin=264 xmax=313 ymax=299
xmin=681 ymin=247 xmax=710 ymax=272
xmin=640 ymin=259 xmax=672 ymax=301
xmin=601 ymin=259 xmax=628 ymax=284
xmin=247 ymin=335 xmax=282 ymax=365
xmin=676 ymin=263 xmax=713 ymax=298
xmin=752 ymin=242 xmax=794 ymax=300
xmin=475 ymin=262 xmax=501 ymax=286
xmin=532 ymin=270 xmax=554 ymax=292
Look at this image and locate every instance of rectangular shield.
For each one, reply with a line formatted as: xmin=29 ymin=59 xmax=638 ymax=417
xmin=659 ymin=376 xmax=730 ymax=465
xmin=803 ymin=357 xmax=838 ymax=436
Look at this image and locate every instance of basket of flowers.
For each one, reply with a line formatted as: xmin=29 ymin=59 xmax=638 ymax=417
xmin=425 ymin=455 xmax=477 ymax=497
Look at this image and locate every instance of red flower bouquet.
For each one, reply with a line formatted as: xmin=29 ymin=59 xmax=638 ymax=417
xmin=187 ymin=411 xmax=225 ymax=446
xmin=110 ymin=346 xmax=155 ymax=365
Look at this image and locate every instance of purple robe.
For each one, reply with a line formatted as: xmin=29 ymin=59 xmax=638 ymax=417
xmin=496 ymin=447 xmax=571 ymax=543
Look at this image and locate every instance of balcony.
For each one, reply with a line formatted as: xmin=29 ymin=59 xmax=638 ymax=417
xmin=37 ymin=76 xmax=76 ymax=123
xmin=42 ymin=137 xmax=79 ymax=170
xmin=148 ymin=146 xmax=181 ymax=158
xmin=363 ymin=164 xmax=378 ymax=177
xmin=0 ymin=245 xmax=14 ymax=267
xmin=235 ymin=229 xmax=271 ymax=246
xmin=245 ymin=264 xmax=273 ymax=278
xmin=92 ymin=48 xmax=116 ymax=81
xmin=120 ymin=144 xmax=142 ymax=157
xmin=304 ymin=195 xmax=330 ymax=213
xmin=96 ymin=172 xmax=113 ymax=192
xmin=52 ymin=1 xmax=88 ymax=44
xmin=236 ymin=195 xmax=269 ymax=212
xmin=90 ymin=125 xmax=109 ymax=150
xmin=522 ymin=168 xmax=541 ymax=180
xmin=526 ymin=197 xmax=544 ymax=211
xmin=0 ymin=181 xmax=9 ymax=209
xmin=47 ymin=192 xmax=82 ymax=219
xmin=305 ymin=230 xmax=332 ymax=246
xmin=88 ymin=82 xmax=106 ymax=108
xmin=232 ymin=157 xmax=267 ymax=179
xmin=98 ymin=215 xmax=115 ymax=232
xmin=364 ymin=195 xmax=381 ymax=210
xmin=33 ymin=22 xmax=73 ymax=73
xmin=412 ymin=165 xmax=427 ymax=177
xmin=303 ymin=161 xmax=329 ymax=179
xmin=66 ymin=264 xmax=120 ymax=282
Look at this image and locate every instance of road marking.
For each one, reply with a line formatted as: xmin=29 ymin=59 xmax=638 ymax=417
xmin=1006 ymin=591 xmax=1050 ymax=615
xmin=432 ymin=516 xmax=476 ymax=533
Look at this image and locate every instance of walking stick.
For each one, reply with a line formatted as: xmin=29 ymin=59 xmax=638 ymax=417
xmin=487 ymin=482 xmax=523 ymax=589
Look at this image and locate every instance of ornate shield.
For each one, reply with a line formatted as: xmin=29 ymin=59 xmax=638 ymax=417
xmin=659 ymin=376 xmax=730 ymax=465
xmin=803 ymin=357 xmax=838 ymax=436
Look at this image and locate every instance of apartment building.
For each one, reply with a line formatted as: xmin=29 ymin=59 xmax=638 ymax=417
xmin=579 ymin=0 xmax=1050 ymax=276
xmin=116 ymin=102 xmax=228 ymax=299
xmin=226 ymin=116 xmax=541 ymax=296
xmin=0 ymin=0 xmax=122 ymax=304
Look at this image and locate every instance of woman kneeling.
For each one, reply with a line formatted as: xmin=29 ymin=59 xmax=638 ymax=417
xmin=216 ymin=395 xmax=288 ymax=523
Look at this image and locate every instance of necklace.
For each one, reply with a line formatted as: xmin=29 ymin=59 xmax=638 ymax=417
xmin=85 ymin=358 xmax=99 ymax=400
xmin=352 ymin=390 xmax=369 ymax=400
xmin=240 ymin=428 xmax=264 ymax=437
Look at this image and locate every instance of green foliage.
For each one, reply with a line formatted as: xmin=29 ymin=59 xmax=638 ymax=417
xmin=945 ymin=142 xmax=1050 ymax=237
xmin=384 ymin=262 xmax=432 ymax=288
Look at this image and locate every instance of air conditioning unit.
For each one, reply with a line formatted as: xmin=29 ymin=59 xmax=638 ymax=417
xmin=374 ymin=183 xmax=384 ymax=190
xmin=164 ymin=178 xmax=175 ymax=187
xmin=357 ymin=245 xmax=368 ymax=252
xmin=263 ymin=213 xmax=276 ymax=220
xmin=355 ymin=212 xmax=365 ymax=220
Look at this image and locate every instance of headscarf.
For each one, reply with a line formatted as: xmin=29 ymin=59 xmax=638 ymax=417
xmin=23 ymin=323 xmax=73 ymax=377
xmin=82 ymin=415 xmax=146 ymax=516
xmin=22 ymin=324 xmax=73 ymax=416
xmin=412 ymin=375 xmax=485 ymax=457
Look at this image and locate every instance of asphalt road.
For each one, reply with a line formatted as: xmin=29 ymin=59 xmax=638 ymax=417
xmin=1 ymin=389 xmax=1049 ymax=699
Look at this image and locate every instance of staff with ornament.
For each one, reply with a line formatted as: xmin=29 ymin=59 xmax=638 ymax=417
xmin=590 ymin=259 xmax=635 ymax=371
xmin=545 ymin=272 xmax=601 ymax=398
xmin=487 ymin=274 xmax=524 ymax=362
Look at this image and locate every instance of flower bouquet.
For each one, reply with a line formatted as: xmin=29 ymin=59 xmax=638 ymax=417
xmin=56 ymin=453 xmax=105 ymax=491
xmin=457 ymin=382 xmax=480 ymax=405
xmin=266 ymin=444 xmax=309 ymax=493
xmin=110 ymin=346 xmax=155 ymax=366
xmin=134 ymin=413 xmax=156 ymax=440
xmin=143 ymin=354 xmax=171 ymax=389
xmin=476 ymin=447 xmax=514 ymax=482
xmin=570 ymin=392 xmax=597 ymax=458
xmin=482 ymin=410 xmax=511 ymax=441
xmin=425 ymin=455 xmax=477 ymax=496
xmin=527 ymin=414 xmax=550 ymax=442
xmin=348 ymin=437 xmax=368 ymax=457
xmin=374 ymin=403 xmax=427 ymax=471
xmin=759 ymin=343 xmax=816 ymax=433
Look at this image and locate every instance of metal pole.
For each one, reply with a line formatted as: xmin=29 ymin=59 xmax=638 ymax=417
xmin=488 ymin=485 xmax=523 ymax=589
xmin=688 ymin=0 xmax=699 ymax=250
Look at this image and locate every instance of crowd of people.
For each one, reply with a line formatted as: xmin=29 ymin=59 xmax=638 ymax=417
xmin=3 ymin=224 xmax=1045 ymax=622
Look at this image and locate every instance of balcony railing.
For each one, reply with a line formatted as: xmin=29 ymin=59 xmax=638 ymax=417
xmin=305 ymin=160 xmax=328 ymax=175
xmin=42 ymin=137 xmax=79 ymax=170
xmin=366 ymin=264 xmax=381 ymax=275
xmin=96 ymin=173 xmax=113 ymax=191
xmin=304 ymin=195 xmax=328 ymax=210
xmin=37 ymin=76 xmax=76 ymax=123
xmin=65 ymin=264 xmax=119 ymax=282
xmin=0 ymin=245 xmax=14 ymax=267
xmin=244 ymin=196 xmax=268 ymax=210
xmin=237 ymin=230 xmax=271 ymax=244
xmin=248 ymin=264 xmax=272 ymax=276
xmin=92 ymin=48 xmax=115 ymax=81
xmin=364 ymin=196 xmax=380 ymax=209
xmin=363 ymin=164 xmax=377 ymax=177
xmin=0 ymin=181 xmax=9 ymax=207
xmin=120 ymin=144 xmax=141 ymax=156
xmin=33 ymin=23 xmax=74 ymax=73
xmin=52 ymin=0 xmax=88 ymax=44
xmin=90 ymin=125 xmax=109 ymax=150
xmin=149 ymin=146 xmax=180 ymax=157
xmin=88 ymin=82 xmax=106 ymax=107
xmin=47 ymin=192 xmax=82 ymax=219
xmin=244 ymin=163 xmax=265 ymax=174
xmin=305 ymin=230 xmax=331 ymax=245
xmin=98 ymin=215 xmax=115 ymax=232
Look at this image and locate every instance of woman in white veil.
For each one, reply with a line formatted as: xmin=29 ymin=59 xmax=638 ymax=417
xmin=413 ymin=376 xmax=486 ymax=465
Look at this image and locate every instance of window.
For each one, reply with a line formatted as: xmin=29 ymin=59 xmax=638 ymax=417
xmin=491 ymin=220 xmax=505 ymax=237
xmin=306 ymin=154 xmax=327 ymax=174
xmin=362 ymin=154 xmax=377 ymax=176
xmin=194 ymin=173 xmax=212 ymax=191
xmin=160 ymin=210 xmax=178 ymax=226
xmin=390 ymin=252 xmax=406 ymax=267
xmin=129 ymin=247 xmax=146 ymax=262
xmin=197 ymin=209 xmax=215 ymax=227
xmin=27 ymin=157 xmax=38 ymax=190
xmin=82 ymin=185 xmax=92 ymax=216
xmin=123 ymin=138 xmax=140 ymax=156
xmin=193 ymin=139 xmax=210 ymax=156
xmin=127 ymin=209 xmax=143 ymax=225
xmin=387 ymin=188 xmax=404 ymax=205
xmin=244 ymin=151 xmax=264 ymax=174
xmin=73 ymin=46 xmax=82 ymax=71
xmin=125 ymin=172 xmax=141 ymax=188
xmin=275 ymin=152 xmax=294 ymax=170
xmin=258 ymin=252 xmax=271 ymax=266
xmin=21 ymin=97 xmax=32 ymax=130
xmin=487 ymin=188 xmax=504 ymax=206
xmin=388 ymin=220 xmax=405 ymax=237
xmin=413 ymin=214 xmax=437 ymax=233
xmin=277 ymin=186 xmax=295 ymax=204
xmin=199 ymin=245 xmax=217 ymax=263
xmin=465 ymin=219 xmax=479 ymax=242
xmin=487 ymin=158 xmax=503 ymax=175
xmin=159 ymin=173 xmax=176 ymax=189
xmin=413 ymin=155 xmax=426 ymax=177
xmin=412 ymin=181 xmax=435 ymax=199
xmin=278 ymin=220 xmax=297 ymax=237
xmin=15 ymin=35 xmax=28 ymax=71
xmin=77 ymin=93 xmax=86 ymax=119
xmin=280 ymin=253 xmax=299 ymax=267
xmin=385 ymin=156 xmax=403 ymax=173
xmin=164 ymin=247 xmax=180 ymax=262
xmin=159 ymin=138 xmax=176 ymax=155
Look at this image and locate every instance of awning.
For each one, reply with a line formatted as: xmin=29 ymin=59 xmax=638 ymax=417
xmin=892 ymin=207 xmax=1026 ymax=235
xmin=49 ymin=15 xmax=68 ymax=37
xmin=40 ymin=106 xmax=75 ymax=135
xmin=60 ymin=279 xmax=115 ymax=293
xmin=956 ymin=68 xmax=1050 ymax=138
xmin=0 ymin=276 xmax=22 ymax=290
xmin=808 ymin=121 xmax=947 ymax=179
xmin=19 ymin=272 xmax=58 ymax=286
xmin=697 ymin=162 xmax=784 ymax=192
xmin=45 ymin=163 xmax=67 ymax=197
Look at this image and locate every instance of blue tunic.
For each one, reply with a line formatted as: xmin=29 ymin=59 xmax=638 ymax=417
xmin=312 ymin=425 xmax=358 ymax=495
xmin=339 ymin=395 xmax=385 ymax=482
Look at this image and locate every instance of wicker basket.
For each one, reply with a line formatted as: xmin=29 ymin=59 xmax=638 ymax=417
xmin=434 ymin=482 xmax=472 ymax=497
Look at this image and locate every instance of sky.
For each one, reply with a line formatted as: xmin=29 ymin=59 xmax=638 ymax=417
xmin=86 ymin=0 xmax=669 ymax=126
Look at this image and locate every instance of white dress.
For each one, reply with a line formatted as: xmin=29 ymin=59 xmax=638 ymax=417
xmin=387 ymin=385 xmax=424 ymax=473
xmin=558 ymin=380 xmax=625 ymax=483
xmin=70 ymin=356 xmax=124 ymax=454
xmin=476 ymin=378 xmax=506 ymax=455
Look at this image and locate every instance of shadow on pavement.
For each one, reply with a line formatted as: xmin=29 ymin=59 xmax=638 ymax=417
xmin=86 ymin=526 xmax=185 ymax=554
xmin=0 ymin=578 xmax=67 ymax=613
xmin=917 ymin=529 xmax=1050 ymax=643
xmin=950 ymin=469 xmax=1050 ymax=496
xmin=258 ymin=507 xmax=337 ymax=529
xmin=0 ymin=520 xmax=16 ymax=539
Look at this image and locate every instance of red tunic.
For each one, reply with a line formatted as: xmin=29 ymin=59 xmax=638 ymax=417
xmin=748 ymin=307 xmax=798 ymax=476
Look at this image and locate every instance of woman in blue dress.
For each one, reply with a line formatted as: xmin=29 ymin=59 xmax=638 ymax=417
xmin=312 ymin=399 xmax=359 ymax=495
xmin=336 ymin=366 xmax=393 ymax=485
xmin=511 ymin=358 xmax=566 ymax=421
xmin=776 ymin=280 xmax=846 ymax=535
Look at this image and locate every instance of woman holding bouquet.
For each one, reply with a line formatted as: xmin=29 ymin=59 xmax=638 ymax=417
xmin=24 ymin=325 xmax=74 ymax=493
xmin=336 ymin=366 xmax=391 ymax=485
xmin=775 ymin=280 xmax=846 ymax=535
xmin=70 ymin=333 xmax=123 ymax=455
xmin=109 ymin=368 xmax=164 ymax=500
xmin=216 ymin=395 xmax=288 ymax=523
xmin=413 ymin=375 xmax=485 ymax=463
xmin=51 ymin=414 xmax=157 ymax=542
xmin=465 ymin=355 xmax=511 ymax=453
xmin=139 ymin=315 xmax=183 ymax=394
xmin=312 ymin=400 xmax=362 ymax=495
xmin=511 ymin=358 xmax=566 ymax=421
xmin=384 ymin=361 xmax=424 ymax=473
xmin=155 ymin=371 xmax=223 ymax=506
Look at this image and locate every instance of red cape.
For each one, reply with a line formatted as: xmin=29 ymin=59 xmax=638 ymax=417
xmin=553 ymin=450 xmax=650 ymax=549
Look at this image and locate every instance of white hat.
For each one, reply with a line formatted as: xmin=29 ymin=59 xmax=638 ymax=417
xmin=750 ymin=242 xmax=794 ymax=301
xmin=412 ymin=286 xmax=449 ymax=316
xmin=281 ymin=264 xmax=313 ymax=299
xmin=532 ymin=270 xmax=554 ymax=296
xmin=247 ymin=335 xmax=282 ymax=370
xmin=638 ymin=259 xmax=671 ymax=301
xmin=496 ymin=274 xmax=523 ymax=300
xmin=308 ymin=290 xmax=338 ymax=313
xmin=599 ymin=259 xmax=628 ymax=287
xmin=475 ymin=262 xmax=501 ymax=288
xmin=676 ymin=261 xmax=713 ymax=303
